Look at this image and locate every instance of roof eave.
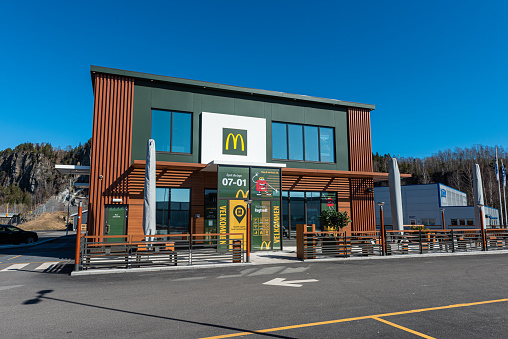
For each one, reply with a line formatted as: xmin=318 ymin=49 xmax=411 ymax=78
xmin=90 ymin=65 xmax=375 ymax=110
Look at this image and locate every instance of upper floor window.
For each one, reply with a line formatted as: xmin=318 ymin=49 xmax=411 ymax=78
xmin=272 ymin=122 xmax=335 ymax=163
xmin=151 ymin=109 xmax=192 ymax=153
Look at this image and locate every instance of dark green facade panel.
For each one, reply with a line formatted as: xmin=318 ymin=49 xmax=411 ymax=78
xmin=271 ymin=103 xmax=305 ymax=123
xmin=303 ymin=107 xmax=339 ymax=126
xmin=232 ymin=98 xmax=267 ymax=118
xmin=131 ymin=85 xmax=153 ymax=162
xmin=151 ymin=88 xmax=194 ymax=113
xmin=201 ymin=94 xmax=235 ymax=115
xmin=335 ymin=113 xmax=349 ymax=171
xmin=131 ymin=80 xmax=353 ymax=171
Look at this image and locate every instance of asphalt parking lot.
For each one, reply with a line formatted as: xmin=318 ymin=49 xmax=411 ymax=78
xmin=2 ymin=246 xmax=508 ymax=338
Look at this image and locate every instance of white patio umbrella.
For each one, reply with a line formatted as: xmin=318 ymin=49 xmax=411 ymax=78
xmin=473 ymin=164 xmax=486 ymax=229
xmin=389 ymin=158 xmax=404 ymax=231
xmin=143 ymin=139 xmax=156 ymax=240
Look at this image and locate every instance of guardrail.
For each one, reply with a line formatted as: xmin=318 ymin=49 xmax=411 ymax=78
xmin=78 ymin=233 xmax=244 ymax=271
xmin=298 ymin=228 xmax=508 ymax=261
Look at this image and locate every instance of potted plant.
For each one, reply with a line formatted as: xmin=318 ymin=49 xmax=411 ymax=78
xmin=318 ymin=210 xmax=351 ymax=234
xmin=318 ymin=210 xmax=351 ymax=256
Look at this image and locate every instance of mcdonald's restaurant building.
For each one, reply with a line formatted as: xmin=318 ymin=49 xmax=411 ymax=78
xmin=88 ymin=66 xmax=389 ymax=250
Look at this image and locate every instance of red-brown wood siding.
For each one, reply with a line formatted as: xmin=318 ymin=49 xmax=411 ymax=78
xmin=88 ymin=74 xmax=134 ymax=236
xmin=348 ymin=107 xmax=375 ymax=232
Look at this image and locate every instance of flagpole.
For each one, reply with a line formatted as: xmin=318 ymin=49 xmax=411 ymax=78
xmin=495 ymin=147 xmax=503 ymax=227
xmin=502 ymin=160 xmax=507 ymax=228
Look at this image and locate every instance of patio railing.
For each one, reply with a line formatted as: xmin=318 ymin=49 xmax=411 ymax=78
xmin=298 ymin=228 xmax=508 ymax=261
xmin=77 ymin=233 xmax=244 ymax=271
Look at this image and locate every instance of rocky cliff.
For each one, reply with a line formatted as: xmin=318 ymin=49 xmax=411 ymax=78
xmin=0 ymin=140 xmax=91 ymax=208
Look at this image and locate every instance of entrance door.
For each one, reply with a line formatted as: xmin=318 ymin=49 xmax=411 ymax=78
xmin=104 ymin=205 xmax=127 ymax=242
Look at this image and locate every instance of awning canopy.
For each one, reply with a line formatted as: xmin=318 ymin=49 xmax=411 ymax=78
xmin=131 ymin=160 xmax=409 ymax=182
xmin=55 ymin=165 xmax=91 ymax=175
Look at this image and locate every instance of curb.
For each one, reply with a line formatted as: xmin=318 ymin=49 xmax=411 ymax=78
xmin=70 ymin=249 xmax=508 ymax=276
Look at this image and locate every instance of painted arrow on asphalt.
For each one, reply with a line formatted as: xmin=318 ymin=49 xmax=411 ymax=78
xmin=263 ymin=278 xmax=318 ymax=287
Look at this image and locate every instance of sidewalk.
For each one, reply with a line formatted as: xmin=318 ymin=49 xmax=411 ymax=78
xmin=249 ymin=246 xmax=298 ymax=264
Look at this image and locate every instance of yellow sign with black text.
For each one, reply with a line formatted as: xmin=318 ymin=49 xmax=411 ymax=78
xmin=229 ymin=200 xmax=248 ymax=250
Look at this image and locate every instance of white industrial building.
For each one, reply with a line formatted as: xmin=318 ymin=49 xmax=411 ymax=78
xmin=374 ymin=183 xmax=499 ymax=229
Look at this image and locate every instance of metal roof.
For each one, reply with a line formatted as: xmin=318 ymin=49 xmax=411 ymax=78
xmin=90 ymin=65 xmax=375 ymax=110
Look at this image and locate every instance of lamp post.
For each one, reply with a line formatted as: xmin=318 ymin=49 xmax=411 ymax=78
xmin=74 ymin=201 xmax=82 ymax=272
xmin=440 ymin=208 xmax=446 ymax=230
xmin=66 ymin=179 xmax=72 ymax=236
xmin=244 ymin=199 xmax=253 ymax=263
xmin=478 ymin=203 xmax=487 ymax=251
xmin=378 ymin=202 xmax=386 ymax=255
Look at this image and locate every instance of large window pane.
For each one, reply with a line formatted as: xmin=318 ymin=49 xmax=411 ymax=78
xmin=319 ymin=127 xmax=335 ymax=162
xmin=282 ymin=191 xmax=289 ymax=238
xmin=272 ymin=122 xmax=288 ymax=159
xmin=204 ymin=189 xmax=217 ymax=234
xmin=172 ymin=112 xmax=192 ymax=153
xmin=151 ymin=110 xmax=171 ymax=152
xmin=288 ymin=124 xmax=304 ymax=160
xmin=306 ymin=192 xmax=321 ymax=231
xmin=290 ymin=191 xmax=305 ymax=228
xmin=304 ymin=126 xmax=319 ymax=161
xmin=156 ymin=188 xmax=170 ymax=234
xmin=170 ymin=188 xmax=191 ymax=234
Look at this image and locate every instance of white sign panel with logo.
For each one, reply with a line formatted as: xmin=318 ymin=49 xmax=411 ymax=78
xmin=201 ymin=112 xmax=267 ymax=164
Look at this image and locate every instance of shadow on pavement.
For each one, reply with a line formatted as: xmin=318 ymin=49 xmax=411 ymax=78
xmin=0 ymin=236 xmax=75 ymax=261
xmin=23 ymin=289 xmax=294 ymax=338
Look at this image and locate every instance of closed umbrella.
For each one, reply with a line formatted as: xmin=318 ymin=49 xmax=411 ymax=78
xmin=473 ymin=164 xmax=486 ymax=229
xmin=389 ymin=158 xmax=404 ymax=231
xmin=143 ymin=139 xmax=156 ymax=240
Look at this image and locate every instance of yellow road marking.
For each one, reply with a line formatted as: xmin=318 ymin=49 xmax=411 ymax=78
xmin=7 ymin=255 xmax=21 ymax=260
xmin=200 ymin=298 xmax=508 ymax=339
xmin=373 ymin=317 xmax=436 ymax=339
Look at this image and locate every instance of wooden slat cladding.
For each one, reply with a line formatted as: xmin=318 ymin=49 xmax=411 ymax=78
xmin=348 ymin=108 xmax=375 ymax=232
xmin=348 ymin=107 xmax=373 ymax=172
xmin=349 ymin=178 xmax=375 ymax=232
xmin=88 ymin=74 xmax=134 ymax=236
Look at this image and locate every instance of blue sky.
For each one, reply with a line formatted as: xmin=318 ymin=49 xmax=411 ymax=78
xmin=1 ymin=1 xmax=507 ymax=158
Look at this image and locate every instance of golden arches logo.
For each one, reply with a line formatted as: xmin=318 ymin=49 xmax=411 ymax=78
xmin=236 ymin=190 xmax=249 ymax=198
xmin=225 ymin=133 xmax=245 ymax=151
xmin=260 ymin=241 xmax=271 ymax=250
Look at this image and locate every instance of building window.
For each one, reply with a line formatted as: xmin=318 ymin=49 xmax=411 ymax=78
xmin=288 ymin=124 xmax=304 ymax=160
xmin=272 ymin=123 xmax=287 ymax=159
xmin=451 ymin=219 xmax=458 ymax=226
xmin=272 ymin=122 xmax=335 ymax=163
xmin=467 ymin=218 xmax=474 ymax=225
xmin=151 ymin=109 xmax=192 ymax=153
xmin=204 ymin=189 xmax=217 ymax=234
xmin=280 ymin=191 xmax=338 ymax=238
xmin=155 ymin=187 xmax=191 ymax=234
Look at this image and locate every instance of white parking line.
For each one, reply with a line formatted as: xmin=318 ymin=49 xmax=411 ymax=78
xmin=1 ymin=263 xmax=30 ymax=271
xmin=34 ymin=262 xmax=60 ymax=271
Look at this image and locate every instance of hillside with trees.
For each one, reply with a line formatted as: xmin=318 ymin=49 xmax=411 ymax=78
xmin=373 ymin=145 xmax=507 ymax=209
xmin=0 ymin=140 xmax=91 ymax=213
